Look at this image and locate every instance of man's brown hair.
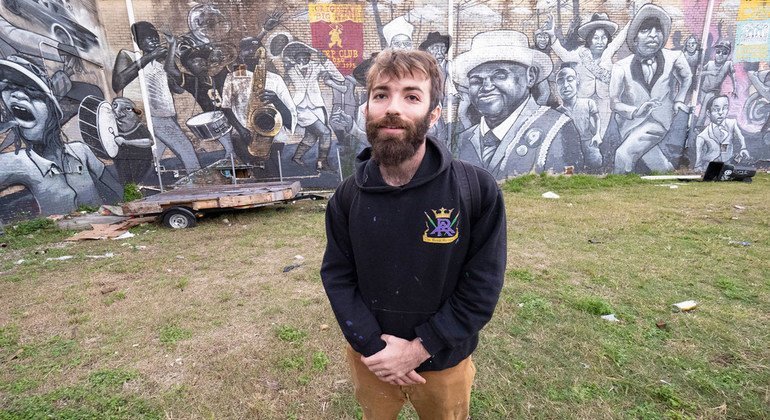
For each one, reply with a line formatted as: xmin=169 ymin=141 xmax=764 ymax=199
xmin=366 ymin=49 xmax=444 ymax=111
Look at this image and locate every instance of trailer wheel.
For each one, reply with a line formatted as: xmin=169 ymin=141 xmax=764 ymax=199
xmin=162 ymin=207 xmax=197 ymax=229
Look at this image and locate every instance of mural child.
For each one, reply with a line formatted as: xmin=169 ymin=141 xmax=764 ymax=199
xmin=696 ymin=40 xmax=737 ymax=128
xmin=111 ymin=97 xmax=155 ymax=184
xmin=695 ymin=95 xmax=750 ymax=171
xmin=555 ymin=63 xmax=603 ymax=171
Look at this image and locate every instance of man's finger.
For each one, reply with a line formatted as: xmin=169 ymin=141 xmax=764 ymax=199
xmin=405 ymin=370 xmax=426 ymax=384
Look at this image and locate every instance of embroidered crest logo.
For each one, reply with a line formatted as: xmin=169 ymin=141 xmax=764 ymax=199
xmin=423 ymin=208 xmax=459 ymax=244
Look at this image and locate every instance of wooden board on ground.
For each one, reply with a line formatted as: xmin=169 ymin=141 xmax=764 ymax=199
xmin=640 ymin=175 xmax=703 ymax=181
xmin=121 ymin=181 xmax=301 ymax=216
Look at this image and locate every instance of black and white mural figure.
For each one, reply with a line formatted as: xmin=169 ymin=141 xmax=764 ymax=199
xmin=112 ymin=21 xmax=201 ymax=173
xmin=166 ymin=44 xmax=234 ymax=159
xmin=454 ymin=30 xmax=582 ymax=179
xmin=694 ymin=94 xmax=750 ymax=172
xmin=419 ymin=31 xmax=456 ymax=149
xmin=682 ymin=35 xmax=701 ymax=94
xmin=746 ymin=69 xmax=770 ymax=137
xmin=609 ymin=3 xmax=692 ymax=174
xmin=547 ymin=12 xmax=629 ymax=139
xmin=382 ymin=16 xmax=414 ymax=50
xmin=696 ymin=40 xmax=736 ymax=128
xmin=555 ymin=63 xmax=602 ymax=171
xmin=1 ymin=0 xmax=98 ymax=51
xmin=0 ymin=56 xmax=121 ymax=216
xmin=533 ymin=27 xmax=552 ymax=54
xmin=111 ymin=96 xmax=154 ymax=184
xmin=284 ymin=41 xmax=343 ymax=171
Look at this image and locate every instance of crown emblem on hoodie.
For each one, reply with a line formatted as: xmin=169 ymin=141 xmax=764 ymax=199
xmin=423 ymin=207 xmax=459 ymax=244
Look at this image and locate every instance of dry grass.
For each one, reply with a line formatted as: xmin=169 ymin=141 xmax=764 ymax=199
xmin=1 ymin=174 xmax=769 ymax=419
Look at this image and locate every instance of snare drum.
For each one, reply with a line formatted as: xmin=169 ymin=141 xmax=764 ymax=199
xmin=186 ymin=111 xmax=232 ymax=141
xmin=78 ymin=95 xmax=119 ymax=158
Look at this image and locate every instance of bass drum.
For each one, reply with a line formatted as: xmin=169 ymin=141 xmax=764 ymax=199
xmin=78 ymin=95 xmax=119 ymax=158
xmin=186 ymin=110 xmax=232 ymax=141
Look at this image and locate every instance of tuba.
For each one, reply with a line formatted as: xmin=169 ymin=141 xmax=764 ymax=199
xmin=247 ymin=46 xmax=283 ymax=139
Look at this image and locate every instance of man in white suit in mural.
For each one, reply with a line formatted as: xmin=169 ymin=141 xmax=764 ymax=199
xmin=609 ymin=3 xmax=692 ymax=173
xmin=455 ymin=30 xmax=582 ymax=178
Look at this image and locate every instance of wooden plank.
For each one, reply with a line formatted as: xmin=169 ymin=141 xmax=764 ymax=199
xmin=640 ymin=175 xmax=702 ymax=181
xmin=191 ymin=199 xmax=219 ymax=210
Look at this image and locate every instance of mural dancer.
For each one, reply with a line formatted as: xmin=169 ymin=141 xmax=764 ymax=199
xmin=112 ymin=21 xmax=201 ymax=173
xmin=555 ymin=63 xmax=602 ymax=171
xmin=111 ymin=97 xmax=155 ymax=184
xmin=547 ymin=12 xmax=630 ymax=138
xmin=0 ymin=56 xmax=121 ymax=215
xmin=284 ymin=41 xmax=344 ymax=171
xmin=682 ymin=35 xmax=702 ymax=99
xmin=696 ymin=40 xmax=737 ymax=128
xmin=166 ymin=44 xmax=234 ymax=158
xmin=695 ymin=95 xmax=750 ymax=171
xmin=609 ymin=4 xmax=692 ymax=173
xmin=454 ymin=30 xmax=582 ymax=178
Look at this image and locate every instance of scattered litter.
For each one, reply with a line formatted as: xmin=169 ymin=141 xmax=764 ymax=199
xmin=135 ymin=245 xmax=147 ymax=250
xmin=541 ymin=191 xmax=560 ymax=199
xmin=222 ymin=218 xmax=230 ymax=224
xmin=733 ymin=205 xmax=746 ymax=210
xmin=728 ymin=240 xmax=751 ymax=247
xmin=669 ymin=185 xmax=679 ymax=189
xmin=112 ymin=232 xmax=135 ymax=240
xmin=46 ymin=255 xmax=74 ymax=261
xmin=517 ymin=302 xmax=524 ymax=307
xmin=580 ymin=363 xmax=590 ymax=369
xmin=659 ymin=379 xmax=671 ymax=385
xmin=175 ymin=255 xmax=185 ymax=260
xmin=98 ymin=205 xmax=124 ymax=216
xmin=86 ymin=252 xmax=115 ymax=259
xmin=15 ymin=259 xmax=25 ymax=265
xmin=7 ymin=348 xmax=23 ymax=362
xmin=294 ymin=255 xmax=305 ymax=260
xmin=46 ymin=214 xmax=65 ymax=221
xmin=132 ymin=343 xmax=139 ymax=348
xmin=601 ymin=314 xmax=620 ymax=322
xmin=320 ymin=324 xmax=329 ymax=331
xmin=672 ymin=300 xmax=698 ymax=312
xmin=34 ymin=249 xmax=47 ymax=255
xmin=283 ymin=263 xmax=302 ymax=272
xmin=0 ymin=242 xmax=7 ymax=248
xmin=731 ymin=217 xmax=739 ymax=220
xmin=656 ymin=320 xmax=667 ymax=330
xmin=588 ymin=239 xmax=603 ymax=244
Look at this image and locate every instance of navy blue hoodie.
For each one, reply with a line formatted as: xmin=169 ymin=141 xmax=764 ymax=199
xmin=321 ymin=136 xmax=506 ymax=371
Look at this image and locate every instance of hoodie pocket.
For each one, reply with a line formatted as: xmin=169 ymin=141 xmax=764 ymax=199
xmin=372 ymin=309 xmax=435 ymax=340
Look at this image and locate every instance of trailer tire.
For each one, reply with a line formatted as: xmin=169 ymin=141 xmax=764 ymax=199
xmin=162 ymin=207 xmax=197 ymax=229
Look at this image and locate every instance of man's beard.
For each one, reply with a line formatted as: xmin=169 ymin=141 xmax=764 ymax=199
xmin=365 ymin=112 xmax=431 ymax=166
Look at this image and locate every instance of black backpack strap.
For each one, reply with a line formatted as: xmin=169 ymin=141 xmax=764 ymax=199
xmin=336 ymin=176 xmax=359 ymax=219
xmin=453 ymin=160 xmax=481 ymax=222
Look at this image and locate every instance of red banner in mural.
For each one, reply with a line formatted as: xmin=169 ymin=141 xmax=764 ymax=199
xmin=308 ymin=3 xmax=363 ymax=76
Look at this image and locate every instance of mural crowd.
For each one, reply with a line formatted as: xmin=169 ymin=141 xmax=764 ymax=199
xmin=0 ymin=0 xmax=768 ymax=222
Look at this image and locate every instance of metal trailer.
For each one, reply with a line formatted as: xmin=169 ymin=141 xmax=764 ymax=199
xmin=121 ymin=181 xmax=309 ymax=228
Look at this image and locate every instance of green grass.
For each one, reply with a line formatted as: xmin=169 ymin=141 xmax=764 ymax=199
xmin=1 ymin=177 xmax=769 ymax=418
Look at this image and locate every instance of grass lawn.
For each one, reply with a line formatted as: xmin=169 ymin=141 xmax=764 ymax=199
xmin=1 ymin=174 xmax=768 ymax=419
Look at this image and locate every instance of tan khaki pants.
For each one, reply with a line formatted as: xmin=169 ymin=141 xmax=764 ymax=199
xmin=346 ymin=345 xmax=476 ymax=420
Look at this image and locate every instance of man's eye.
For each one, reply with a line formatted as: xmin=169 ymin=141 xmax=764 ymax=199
xmin=373 ymin=93 xmax=386 ymax=99
xmin=407 ymin=95 xmax=419 ymax=102
xmin=468 ymin=77 xmax=481 ymax=86
xmin=494 ymin=72 xmax=508 ymax=80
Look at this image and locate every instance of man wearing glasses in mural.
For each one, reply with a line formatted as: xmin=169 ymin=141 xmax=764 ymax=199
xmin=322 ymin=49 xmax=505 ymax=419
xmin=0 ymin=56 xmax=122 ymax=216
xmin=609 ymin=3 xmax=692 ymax=174
xmin=454 ymin=30 xmax=582 ymax=178
xmin=696 ymin=40 xmax=737 ymax=128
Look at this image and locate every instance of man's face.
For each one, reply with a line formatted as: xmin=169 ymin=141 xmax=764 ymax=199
xmin=364 ymin=73 xmax=438 ymax=166
xmin=468 ymin=61 xmax=532 ymax=124
xmin=556 ymin=67 xmax=578 ymax=101
xmin=709 ymin=97 xmax=729 ymax=125
xmin=112 ymin=98 xmax=140 ymax=132
xmin=426 ymin=43 xmax=446 ymax=62
xmin=390 ymin=34 xmax=413 ymax=50
xmin=589 ymin=28 xmax=609 ymax=56
xmin=714 ymin=47 xmax=729 ymax=64
xmin=138 ymin=33 xmax=161 ymax=54
xmin=633 ymin=20 xmax=663 ymax=57
xmin=185 ymin=57 xmax=209 ymax=76
xmin=685 ymin=38 xmax=698 ymax=53
xmin=0 ymin=82 xmax=51 ymax=142
xmin=535 ymin=33 xmax=550 ymax=50
xmin=296 ymin=52 xmax=311 ymax=66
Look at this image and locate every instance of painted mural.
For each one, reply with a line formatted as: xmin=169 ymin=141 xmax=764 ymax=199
xmin=1 ymin=0 xmax=768 ymax=222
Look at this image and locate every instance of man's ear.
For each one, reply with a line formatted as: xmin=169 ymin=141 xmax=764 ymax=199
xmin=429 ymin=105 xmax=442 ymax=127
xmin=527 ymin=66 xmax=539 ymax=88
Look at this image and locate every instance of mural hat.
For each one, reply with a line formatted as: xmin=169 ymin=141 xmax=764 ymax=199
xmin=282 ymin=40 xmax=318 ymax=59
xmin=0 ymin=56 xmax=63 ymax=120
xmin=714 ymin=40 xmax=732 ymax=53
xmin=626 ymin=3 xmax=671 ymax=51
xmin=453 ymin=30 xmax=553 ymax=87
xmin=419 ymin=32 xmax=451 ymax=51
xmin=382 ymin=16 xmax=414 ymax=46
xmin=577 ymin=13 xmax=619 ymax=40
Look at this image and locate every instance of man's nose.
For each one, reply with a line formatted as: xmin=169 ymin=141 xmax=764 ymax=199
xmin=11 ymin=90 xmax=28 ymax=100
xmin=481 ymin=77 xmax=495 ymax=91
xmin=648 ymin=27 xmax=659 ymax=37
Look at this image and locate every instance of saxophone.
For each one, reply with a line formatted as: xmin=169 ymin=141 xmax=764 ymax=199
xmin=247 ymin=46 xmax=283 ymax=138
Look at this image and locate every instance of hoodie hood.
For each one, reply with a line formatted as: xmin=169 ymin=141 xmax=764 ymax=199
xmin=353 ymin=135 xmax=452 ymax=192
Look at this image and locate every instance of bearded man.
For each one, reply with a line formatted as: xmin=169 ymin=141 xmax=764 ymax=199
xmin=321 ymin=49 xmax=506 ymax=419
